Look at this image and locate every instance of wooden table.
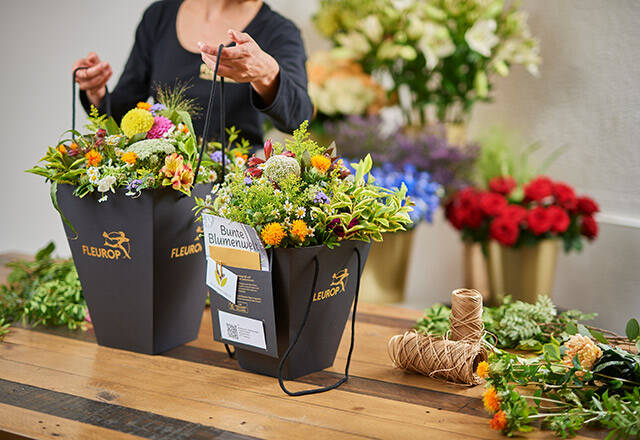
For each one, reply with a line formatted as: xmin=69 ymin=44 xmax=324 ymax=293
xmin=0 ymin=256 xmax=605 ymax=440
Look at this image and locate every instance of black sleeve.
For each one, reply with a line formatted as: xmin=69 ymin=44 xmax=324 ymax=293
xmin=80 ymin=2 xmax=164 ymax=122
xmin=249 ymin=21 xmax=314 ymax=133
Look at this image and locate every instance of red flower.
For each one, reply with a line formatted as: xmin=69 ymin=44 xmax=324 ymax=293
xmin=552 ymin=182 xmax=577 ymax=210
xmin=578 ymin=196 xmax=599 ymax=215
xmin=282 ymin=150 xmax=296 ymax=158
xmin=263 ymin=139 xmax=273 ymax=159
xmin=489 ymin=176 xmax=517 ymax=195
xmin=458 ymin=188 xmax=480 ymax=210
xmin=490 ymin=217 xmax=520 ymax=246
xmin=501 ymin=205 xmax=528 ymax=224
xmin=547 ymin=205 xmax=570 ymax=233
xmin=446 ymin=202 xmax=465 ymax=230
xmin=479 ymin=192 xmax=508 ymax=216
xmin=246 ymin=167 xmax=263 ymax=178
xmin=524 ymin=176 xmax=553 ymax=201
xmin=247 ymin=157 xmax=265 ymax=167
xmin=527 ymin=206 xmax=552 ymax=235
xmin=464 ymin=208 xmax=485 ymax=228
xmin=581 ymin=215 xmax=598 ymax=239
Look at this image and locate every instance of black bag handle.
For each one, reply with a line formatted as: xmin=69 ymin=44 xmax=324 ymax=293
xmin=277 ymin=247 xmax=363 ymax=396
xmin=72 ymin=66 xmax=111 ymax=141
xmin=193 ymin=43 xmax=226 ymax=186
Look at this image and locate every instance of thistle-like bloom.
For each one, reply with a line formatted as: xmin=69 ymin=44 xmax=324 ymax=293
xmin=482 ymin=387 xmax=500 ymax=413
xmin=121 ymin=151 xmax=138 ymax=165
xmin=160 ymin=153 xmax=184 ymax=178
xmin=311 ymin=155 xmax=332 ymax=173
xmin=489 ymin=410 xmax=507 ymax=431
xmin=291 ymin=219 xmax=309 ymax=242
xmin=85 ymin=149 xmax=102 ymax=167
xmin=121 ymin=108 xmax=155 ymax=138
xmin=57 ymin=144 xmax=67 ymax=154
xmin=476 ymin=360 xmax=489 ymax=379
xmin=261 ymin=222 xmax=286 ymax=246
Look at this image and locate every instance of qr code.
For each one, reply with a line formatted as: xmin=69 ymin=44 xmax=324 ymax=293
xmin=226 ymin=323 xmax=239 ymax=340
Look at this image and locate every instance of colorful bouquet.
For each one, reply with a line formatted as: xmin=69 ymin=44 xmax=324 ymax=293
xmin=313 ymin=0 xmax=541 ymax=123
xmin=196 ymin=122 xmax=413 ymax=248
xmin=27 ymin=91 xmax=248 ymax=202
xmin=307 ymin=50 xmax=387 ymax=119
xmin=445 ymin=175 xmax=599 ymax=251
xmin=326 ymin=115 xmax=478 ymax=194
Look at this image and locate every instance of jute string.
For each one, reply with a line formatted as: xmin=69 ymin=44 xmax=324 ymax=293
xmin=387 ymin=289 xmax=486 ymax=385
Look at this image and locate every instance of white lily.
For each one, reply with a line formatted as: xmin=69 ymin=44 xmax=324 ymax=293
xmin=465 ymin=19 xmax=499 ymax=57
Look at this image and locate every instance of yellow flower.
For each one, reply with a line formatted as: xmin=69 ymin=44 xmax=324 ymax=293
xmin=291 ymin=219 xmax=309 ymax=242
xmin=482 ymin=387 xmax=500 ymax=413
xmin=476 ymin=361 xmax=489 ymax=379
xmin=57 ymin=144 xmax=67 ymax=154
xmin=261 ymin=223 xmax=286 ymax=246
xmin=136 ymin=102 xmax=152 ymax=111
xmin=121 ymin=151 xmax=138 ymax=165
xmin=311 ymin=155 xmax=332 ymax=173
xmin=160 ymin=153 xmax=184 ymax=177
xmin=121 ymin=108 xmax=154 ymax=138
xmin=489 ymin=410 xmax=507 ymax=431
xmin=85 ymin=149 xmax=102 ymax=167
xmin=170 ymin=164 xmax=194 ymax=191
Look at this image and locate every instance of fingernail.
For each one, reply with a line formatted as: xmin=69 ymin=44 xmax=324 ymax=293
xmin=197 ymin=41 xmax=203 ymax=48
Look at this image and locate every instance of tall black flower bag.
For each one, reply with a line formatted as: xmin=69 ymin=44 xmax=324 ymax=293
xmin=200 ymin=48 xmax=372 ymax=395
xmin=55 ymin=68 xmax=211 ymax=355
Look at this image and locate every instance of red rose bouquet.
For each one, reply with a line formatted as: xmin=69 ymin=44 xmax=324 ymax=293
xmin=445 ymin=175 xmax=599 ymax=251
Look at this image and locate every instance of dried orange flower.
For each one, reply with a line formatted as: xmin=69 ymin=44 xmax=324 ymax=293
xmin=311 ymin=155 xmax=332 ymax=173
xmin=121 ymin=151 xmax=138 ymax=165
xmin=561 ymin=334 xmax=603 ymax=376
xmin=57 ymin=144 xmax=67 ymax=154
xmin=477 ymin=361 xmax=489 ymax=379
xmin=261 ymin=223 xmax=286 ymax=246
xmin=489 ymin=410 xmax=507 ymax=431
xmin=136 ymin=102 xmax=152 ymax=111
xmin=85 ymin=149 xmax=102 ymax=167
xmin=69 ymin=142 xmax=78 ymax=150
xmin=291 ymin=219 xmax=309 ymax=242
xmin=483 ymin=387 xmax=500 ymax=413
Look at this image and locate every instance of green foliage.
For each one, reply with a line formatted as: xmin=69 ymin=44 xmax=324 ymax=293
xmin=414 ymin=303 xmax=450 ymax=335
xmin=155 ymin=81 xmax=202 ymax=118
xmin=0 ymin=242 xmax=87 ymax=336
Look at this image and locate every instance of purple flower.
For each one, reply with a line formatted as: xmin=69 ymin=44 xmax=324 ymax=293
xmin=210 ymin=151 xmax=231 ymax=165
xmin=126 ymin=179 xmax=142 ymax=191
xmin=149 ymin=103 xmax=166 ymax=116
xmin=243 ymin=176 xmax=253 ymax=186
xmin=313 ymin=191 xmax=330 ymax=204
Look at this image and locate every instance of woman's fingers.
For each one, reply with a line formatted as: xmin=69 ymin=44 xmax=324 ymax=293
xmin=228 ymin=29 xmax=253 ymax=44
xmin=76 ymin=62 xmax=109 ymax=80
xmin=81 ymin=67 xmax=112 ymax=90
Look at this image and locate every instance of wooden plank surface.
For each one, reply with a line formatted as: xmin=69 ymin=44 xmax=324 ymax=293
xmin=0 ymin=254 xmax=607 ymax=440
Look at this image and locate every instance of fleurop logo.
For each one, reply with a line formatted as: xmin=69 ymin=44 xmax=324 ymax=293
xmin=169 ymin=225 xmax=204 ymax=259
xmin=82 ymin=231 xmax=131 ymax=260
xmin=312 ymin=268 xmax=350 ymax=302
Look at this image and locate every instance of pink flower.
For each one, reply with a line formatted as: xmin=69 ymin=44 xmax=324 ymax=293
xmin=146 ymin=116 xmax=174 ymax=139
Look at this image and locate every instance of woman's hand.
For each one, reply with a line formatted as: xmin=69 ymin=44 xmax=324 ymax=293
xmin=199 ymin=30 xmax=280 ymax=106
xmin=72 ymin=53 xmax=113 ymax=107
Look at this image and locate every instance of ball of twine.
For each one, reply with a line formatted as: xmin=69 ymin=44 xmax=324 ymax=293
xmin=387 ymin=288 xmax=486 ymax=385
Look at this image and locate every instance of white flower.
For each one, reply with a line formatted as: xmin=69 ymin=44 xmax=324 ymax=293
xmin=359 ymin=15 xmax=383 ymax=43
xmin=308 ymin=227 xmax=315 ymax=238
xmin=465 ymin=19 xmax=499 ymax=57
xmin=335 ymin=31 xmax=370 ymax=57
xmin=418 ymin=23 xmax=455 ymax=70
xmin=208 ymin=170 xmax=218 ymax=183
xmin=270 ymin=208 xmax=279 ymax=217
xmin=97 ymin=175 xmax=116 ymax=193
xmin=295 ymin=207 xmax=306 ymax=218
xmin=284 ymin=200 xmax=294 ymax=214
xmin=105 ymin=135 xmax=121 ymax=146
xmin=86 ymin=167 xmax=100 ymax=184
xmin=283 ymin=217 xmax=292 ymax=228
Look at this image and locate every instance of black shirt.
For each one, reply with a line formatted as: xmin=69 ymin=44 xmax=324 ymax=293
xmin=81 ymin=0 xmax=313 ymax=145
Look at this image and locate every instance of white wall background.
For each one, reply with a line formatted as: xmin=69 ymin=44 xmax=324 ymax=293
xmin=1 ymin=1 xmax=638 ymax=333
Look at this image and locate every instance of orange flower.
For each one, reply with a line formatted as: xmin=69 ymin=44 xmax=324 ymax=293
xmin=261 ymin=223 xmax=286 ymax=246
xmin=170 ymin=164 xmax=194 ymax=191
xmin=489 ymin=410 xmax=507 ymax=431
xmin=291 ymin=219 xmax=309 ymax=242
xmin=136 ymin=102 xmax=152 ymax=111
xmin=311 ymin=155 xmax=332 ymax=173
xmin=85 ymin=149 xmax=102 ymax=167
xmin=476 ymin=361 xmax=489 ymax=379
xmin=121 ymin=151 xmax=138 ymax=165
xmin=482 ymin=387 xmax=500 ymax=413
xmin=69 ymin=142 xmax=78 ymax=150
xmin=57 ymin=144 xmax=67 ymax=154
xmin=160 ymin=153 xmax=184 ymax=178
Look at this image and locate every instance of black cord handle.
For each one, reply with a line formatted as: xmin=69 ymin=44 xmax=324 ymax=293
xmin=193 ymin=43 xmax=226 ymax=186
xmin=277 ymin=247 xmax=363 ymax=396
xmin=72 ymin=66 xmax=111 ymax=140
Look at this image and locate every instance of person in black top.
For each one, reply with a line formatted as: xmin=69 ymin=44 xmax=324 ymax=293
xmin=72 ymin=0 xmax=313 ymax=146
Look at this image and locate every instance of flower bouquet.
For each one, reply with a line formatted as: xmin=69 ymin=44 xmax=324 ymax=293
xmin=197 ymin=122 xmax=413 ymax=383
xmin=445 ymin=175 xmax=600 ymax=302
xmin=313 ymin=0 xmax=541 ymax=125
xmin=26 ymin=92 xmax=241 ymax=354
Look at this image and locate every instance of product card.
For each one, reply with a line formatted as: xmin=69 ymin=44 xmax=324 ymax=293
xmin=202 ymin=214 xmax=269 ymax=271
xmin=206 ymin=258 xmax=238 ymax=304
xmin=218 ymin=310 xmax=267 ymax=350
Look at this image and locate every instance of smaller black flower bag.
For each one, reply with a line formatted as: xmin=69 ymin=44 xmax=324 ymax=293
xmin=200 ymin=47 xmax=371 ymax=395
xmin=55 ymin=68 xmax=211 ymax=355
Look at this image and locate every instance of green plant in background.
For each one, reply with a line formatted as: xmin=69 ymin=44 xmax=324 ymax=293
xmin=474 ymin=127 xmax=567 ymax=190
xmin=0 ymin=242 xmax=87 ymax=339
